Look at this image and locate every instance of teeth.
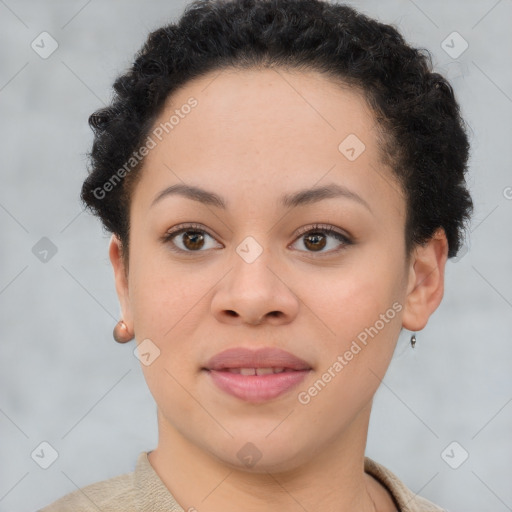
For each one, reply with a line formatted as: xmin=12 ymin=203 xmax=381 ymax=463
xmin=255 ymin=367 xmax=275 ymax=375
xmin=224 ymin=367 xmax=288 ymax=375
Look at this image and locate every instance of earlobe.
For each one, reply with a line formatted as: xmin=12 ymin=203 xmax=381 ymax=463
xmin=108 ymin=235 xmax=134 ymax=334
xmin=401 ymin=228 xmax=449 ymax=332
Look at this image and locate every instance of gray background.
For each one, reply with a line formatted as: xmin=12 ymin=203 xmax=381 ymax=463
xmin=1 ymin=0 xmax=511 ymax=510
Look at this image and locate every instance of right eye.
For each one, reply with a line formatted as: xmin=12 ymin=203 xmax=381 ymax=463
xmin=162 ymin=223 xmax=223 ymax=253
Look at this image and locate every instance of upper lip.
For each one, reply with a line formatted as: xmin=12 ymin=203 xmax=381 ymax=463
xmin=204 ymin=347 xmax=312 ymax=371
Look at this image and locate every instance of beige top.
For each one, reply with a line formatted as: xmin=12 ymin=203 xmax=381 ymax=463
xmin=39 ymin=452 xmax=444 ymax=511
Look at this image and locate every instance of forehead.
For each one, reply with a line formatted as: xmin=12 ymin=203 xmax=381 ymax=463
xmin=166 ymin=67 xmax=376 ymax=157
xmin=133 ymin=67 xmax=404 ymax=219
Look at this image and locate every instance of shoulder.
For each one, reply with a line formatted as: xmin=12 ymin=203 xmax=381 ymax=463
xmin=364 ymin=457 xmax=446 ymax=512
xmin=38 ymin=468 xmax=136 ymax=512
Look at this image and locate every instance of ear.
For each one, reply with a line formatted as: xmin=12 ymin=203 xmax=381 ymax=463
xmin=402 ymin=227 xmax=449 ymax=332
xmin=109 ymin=234 xmax=134 ymax=333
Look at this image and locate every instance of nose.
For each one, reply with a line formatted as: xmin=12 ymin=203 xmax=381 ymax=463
xmin=211 ymin=245 xmax=300 ymax=326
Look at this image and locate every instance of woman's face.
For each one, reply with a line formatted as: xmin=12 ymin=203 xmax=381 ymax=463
xmin=112 ymin=67 xmax=435 ymax=471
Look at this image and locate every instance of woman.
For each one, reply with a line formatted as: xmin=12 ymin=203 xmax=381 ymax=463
xmin=40 ymin=0 xmax=473 ymax=510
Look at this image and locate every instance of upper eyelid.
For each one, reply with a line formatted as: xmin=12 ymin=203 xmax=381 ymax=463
xmin=293 ymin=223 xmax=350 ymax=239
xmin=165 ymin=223 xmax=217 ymax=240
xmin=165 ymin=222 xmax=348 ymax=239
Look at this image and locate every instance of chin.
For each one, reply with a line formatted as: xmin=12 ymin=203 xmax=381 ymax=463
xmin=207 ymin=437 xmax=312 ymax=474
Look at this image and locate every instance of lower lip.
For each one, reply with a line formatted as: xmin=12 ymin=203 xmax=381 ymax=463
xmin=205 ymin=369 xmax=310 ymax=403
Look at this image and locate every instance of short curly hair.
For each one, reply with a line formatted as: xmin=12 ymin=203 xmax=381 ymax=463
xmin=82 ymin=0 xmax=473 ymax=261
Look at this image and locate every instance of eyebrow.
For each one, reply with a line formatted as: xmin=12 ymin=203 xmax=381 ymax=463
xmin=151 ymin=182 xmax=372 ymax=213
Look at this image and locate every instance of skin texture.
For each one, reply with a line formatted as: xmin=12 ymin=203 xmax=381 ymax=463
xmin=109 ymin=68 xmax=448 ymax=512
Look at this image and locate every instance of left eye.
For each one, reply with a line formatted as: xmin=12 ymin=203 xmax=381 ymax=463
xmin=290 ymin=224 xmax=352 ymax=254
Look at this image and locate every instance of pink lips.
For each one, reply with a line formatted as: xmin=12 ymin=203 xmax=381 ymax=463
xmin=205 ymin=347 xmax=312 ymax=371
xmin=203 ymin=347 xmax=312 ymax=403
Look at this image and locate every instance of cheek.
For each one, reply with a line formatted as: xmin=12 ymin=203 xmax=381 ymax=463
xmin=304 ymin=256 xmax=403 ymax=386
xmin=305 ymin=263 xmax=395 ymax=337
xmin=129 ymin=254 xmax=218 ymax=395
xmin=129 ymin=248 xmax=210 ymax=338
xmin=130 ymin=261 xmax=206 ymax=409
xmin=296 ymin=272 xmax=401 ymax=422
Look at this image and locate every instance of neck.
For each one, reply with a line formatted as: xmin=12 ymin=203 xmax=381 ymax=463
xmin=147 ymin=402 xmax=385 ymax=512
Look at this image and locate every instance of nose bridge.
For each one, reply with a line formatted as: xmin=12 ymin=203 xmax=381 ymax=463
xmin=211 ymin=231 xmax=299 ymax=324
xmin=231 ymin=233 xmax=278 ymax=294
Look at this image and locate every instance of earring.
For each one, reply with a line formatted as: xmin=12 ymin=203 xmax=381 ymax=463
xmin=113 ymin=320 xmax=134 ymax=343
xmin=410 ymin=333 xmax=417 ymax=348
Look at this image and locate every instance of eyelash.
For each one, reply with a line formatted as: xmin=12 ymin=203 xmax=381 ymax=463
xmin=161 ymin=222 xmax=353 ymax=256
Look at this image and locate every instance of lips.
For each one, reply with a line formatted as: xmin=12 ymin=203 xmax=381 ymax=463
xmin=203 ymin=347 xmax=312 ymax=371
xmin=202 ymin=347 xmax=312 ymax=403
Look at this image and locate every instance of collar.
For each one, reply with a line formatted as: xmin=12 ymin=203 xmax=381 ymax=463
xmin=133 ymin=451 xmax=440 ymax=512
xmin=135 ymin=451 xmax=184 ymax=511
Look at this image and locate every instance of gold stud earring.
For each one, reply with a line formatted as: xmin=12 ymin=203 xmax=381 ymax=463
xmin=113 ymin=320 xmax=134 ymax=343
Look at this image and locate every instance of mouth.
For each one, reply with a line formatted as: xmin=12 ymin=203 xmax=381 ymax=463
xmin=202 ymin=347 xmax=312 ymax=403
xmin=215 ymin=367 xmax=300 ymax=375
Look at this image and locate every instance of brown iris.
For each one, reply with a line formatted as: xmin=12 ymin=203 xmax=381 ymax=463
xmin=303 ymin=232 xmax=327 ymax=251
xmin=182 ymin=230 xmax=205 ymax=250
